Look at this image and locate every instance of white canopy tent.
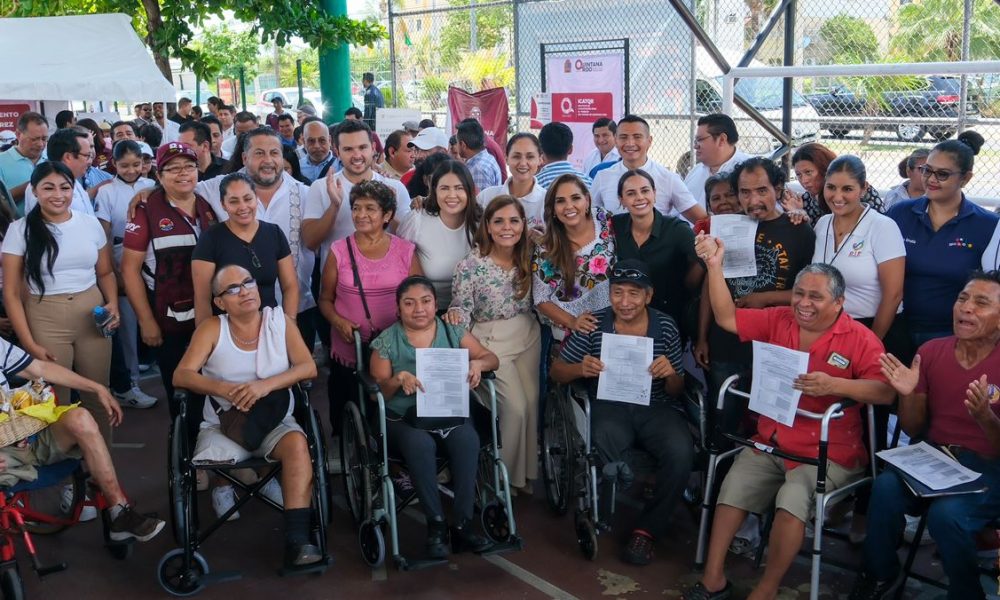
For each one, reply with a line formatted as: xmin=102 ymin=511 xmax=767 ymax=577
xmin=0 ymin=13 xmax=175 ymax=103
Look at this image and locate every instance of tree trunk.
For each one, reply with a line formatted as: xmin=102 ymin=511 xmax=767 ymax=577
xmin=141 ymin=0 xmax=173 ymax=81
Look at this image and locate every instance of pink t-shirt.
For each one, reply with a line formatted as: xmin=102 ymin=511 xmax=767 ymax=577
xmin=917 ymin=336 xmax=1000 ymax=458
xmin=330 ymin=234 xmax=415 ymax=366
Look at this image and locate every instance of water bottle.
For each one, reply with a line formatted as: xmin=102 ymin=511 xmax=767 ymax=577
xmin=93 ymin=306 xmax=114 ymax=338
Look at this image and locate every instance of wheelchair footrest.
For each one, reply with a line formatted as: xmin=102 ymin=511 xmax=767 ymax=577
xmin=480 ymin=537 xmax=523 ymax=556
xmin=278 ymin=555 xmax=333 ymax=577
xmin=396 ymin=556 xmax=449 ymax=571
xmin=34 ymin=562 xmax=68 ymax=579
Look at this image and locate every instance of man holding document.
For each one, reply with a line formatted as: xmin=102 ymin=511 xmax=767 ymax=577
xmin=550 ymin=259 xmax=689 ymax=566
xmin=851 ymin=271 xmax=1000 ymax=600
xmin=686 ymin=236 xmax=893 ymax=600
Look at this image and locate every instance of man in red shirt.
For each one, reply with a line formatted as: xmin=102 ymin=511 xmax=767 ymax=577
xmin=685 ymin=235 xmax=893 ymax=600
xmin=851 ymin=271 xmax=1000 ymax=600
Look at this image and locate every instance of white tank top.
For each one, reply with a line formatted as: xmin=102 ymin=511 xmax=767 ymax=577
xmin=201 ymin=314 xmax=292 ymax=425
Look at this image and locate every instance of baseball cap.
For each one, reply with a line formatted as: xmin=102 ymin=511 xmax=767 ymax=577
xmin=297 ymin=105 xmax=317 ymax=116
xmin=136 ymin=142 xmax=154 ymax=157
xmin=155 ymin=141 xmax=198 ymax=169
xmin=401 ymin=120 xmax=420 ymax=133
xmin=609 ymin=259 xmax=653 ymax=289
xmin=408 ymin=127 xmax=449 ymax=150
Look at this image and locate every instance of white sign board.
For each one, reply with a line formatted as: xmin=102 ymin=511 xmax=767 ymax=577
xmin=375 ymin=108 xmax=422 ymax=142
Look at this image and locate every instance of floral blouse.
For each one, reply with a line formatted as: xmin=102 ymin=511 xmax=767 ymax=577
xmin=450 ymin=249 xmax=534 ymax=328
xmin=531 ymin=208 xmax=615 ymax=325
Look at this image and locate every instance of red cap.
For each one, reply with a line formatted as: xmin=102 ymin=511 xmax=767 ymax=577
xmin=155 ymin=141 xmax=198 ymax=169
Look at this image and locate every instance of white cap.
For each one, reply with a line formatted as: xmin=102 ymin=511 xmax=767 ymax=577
xmin=136 ymin=141 xmax=154 ymax=157
xmin=0 ymin=130 xmax=15 ymax=144
xmin=408 ymin=127 xmax=449 ymax=151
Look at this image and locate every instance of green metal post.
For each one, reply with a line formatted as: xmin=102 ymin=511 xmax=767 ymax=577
xmin=239 ymin=67 xmax=247 ymax=109
xmin=297 ymin=59 xmax=304 ymax=108
xmin=195 ymin=77 xmax=201 ymax=106
xmin=319 ymin=0 xmax=351 ymax=124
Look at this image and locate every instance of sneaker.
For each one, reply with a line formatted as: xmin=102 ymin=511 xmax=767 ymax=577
xmin=211 ymin=485 xmax=240 ymax=521
xmin=60 ymin=485 xmax=97 ymax=522
xmin=848 ymin=571 xmax=900 ymax=600
xmin=260 ymin=478 xmax=284 ymax=507
xmin=109 ymin=505 xmax=165 ymax=542
xmin=114 ymin=386 xmax=157 ymax=409
xmin=621 ymin=530 xmax=654 ymax=566
xmin=137 ymin=363 xmax=152 ymax=373
xmin=903 ymin=514 xmax=933 ymax=545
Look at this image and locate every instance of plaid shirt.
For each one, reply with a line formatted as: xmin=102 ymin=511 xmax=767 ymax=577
xmin=466 ymin=149 xmax=502 ymax=193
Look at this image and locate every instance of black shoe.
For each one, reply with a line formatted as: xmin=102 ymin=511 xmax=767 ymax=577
xmin=451 ymin=518 xmax=494 ymax=554
xmin=284 ymin=543 xmax=323 ymax=568
xmin=848 ymin=571 xmax=900 ymax=600
xmin=621 ymin=530 xmax=654 ymax=565
xmin=680 ymin=581 xmax=732 ymax=600
xmin=426 ymin=517 xmax=449 ymax=559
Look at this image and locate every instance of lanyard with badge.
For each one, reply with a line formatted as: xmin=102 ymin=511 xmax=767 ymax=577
xmin=822 ymin=206 xmax=870 ymax=264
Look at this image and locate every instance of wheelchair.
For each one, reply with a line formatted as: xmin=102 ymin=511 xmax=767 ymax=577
xmin=694 ymin=373 xmax=878 ymax=600
xmin=159 ymin=385 xmax=332 ymax=597
xmin=339 ymin=331 xmax=523 ymax=571
xmin=0 ymin=457 xmax=136 ymax=598
xmin=540 ymin=372 xmax=707 ymax=560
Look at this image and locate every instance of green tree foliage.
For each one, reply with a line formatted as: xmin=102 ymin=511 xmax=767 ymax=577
xmin=818 ymin=15 xmax=879 ymax=64
xmin=4 ymin=0 xmax=386 ymax=80
xmin=892 ymin=0 xmax=1000 ymax=62
xmin=191 ymin=24 xmax=261 ymax=82
xmin=439 ymin=0 xmax=511 ymax=68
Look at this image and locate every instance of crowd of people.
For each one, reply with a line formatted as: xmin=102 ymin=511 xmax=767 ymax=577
xmin=0 ymin=98 xmax=997 ymax=598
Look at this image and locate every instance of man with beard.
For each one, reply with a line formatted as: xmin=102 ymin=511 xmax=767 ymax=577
xmin=301 ymin=118 xmax=411 ymax=269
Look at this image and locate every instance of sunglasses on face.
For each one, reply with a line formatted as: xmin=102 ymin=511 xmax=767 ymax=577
xmin=216 ymin=278 xmax=257 ymax=297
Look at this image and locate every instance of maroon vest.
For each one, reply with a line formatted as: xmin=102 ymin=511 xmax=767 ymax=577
xmin=141 ymin=189 xmax=217 ymax=334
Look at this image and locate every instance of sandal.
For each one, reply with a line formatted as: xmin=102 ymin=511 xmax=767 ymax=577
xmin=681 ymin=581 xmax=732 ymax=600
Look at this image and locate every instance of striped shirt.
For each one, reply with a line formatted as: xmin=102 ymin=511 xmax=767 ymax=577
xmin=559 ymin=306 xmax=683 ymax=404
xmin=466 ymin=149 xmax=502 ymax=193
xmin=536 ymin=161 xmax=593 ymax=189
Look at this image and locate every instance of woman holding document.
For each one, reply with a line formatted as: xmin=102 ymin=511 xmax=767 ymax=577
xmin=369 ymin=276 xmax=499 ymax=559
xmin=446 ymin=195 xmax=541 ymax=495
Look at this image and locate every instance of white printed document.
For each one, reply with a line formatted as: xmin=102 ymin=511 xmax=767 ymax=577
xmin=415 ymin=348 xmax=469 ymax=418
xmin=597 ymin=333 xmax=654 ymax=405
xmin=749 ymin=341 xmax=809 ymax=426
xmin=877 ymin=442 xmax=982 ymax=491
xmin=711 ymin=214 xmax=758 ymax=278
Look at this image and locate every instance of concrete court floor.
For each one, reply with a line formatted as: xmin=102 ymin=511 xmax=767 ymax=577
xmin=13 ymin=370 xmax=957 ymax=600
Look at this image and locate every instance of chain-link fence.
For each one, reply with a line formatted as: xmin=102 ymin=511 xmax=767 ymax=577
xmin=380 ymin=0 xmax=999 ymax=199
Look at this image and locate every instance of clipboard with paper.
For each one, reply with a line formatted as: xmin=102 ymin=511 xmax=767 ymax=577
xmin=877 ymin=442 xmax=986 ymax=498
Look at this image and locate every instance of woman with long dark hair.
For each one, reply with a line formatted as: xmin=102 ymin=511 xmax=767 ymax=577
xmin=446 ymin=195 xmax=540 ymax=493
xmin=2 ymin=161 xmax=119 ymax=438
xmin=398 ymin=160 xmax=482 ymax=311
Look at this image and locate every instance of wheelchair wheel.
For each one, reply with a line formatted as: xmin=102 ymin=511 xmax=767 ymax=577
xmin=0 ymin=567 xmax=23 ymax=600
xmin=481 ymin=502 xmax=511 ymax=543
xmin=157 ymin=548 xmax=209 ymax=597
xmin=574 ymin=512 xmax=598 ymax=561
xmin=341 ymin=402 xmax=372 ymax=527
xmin=358 ymin=519 xmax=386 ymax=567
xmin=542 ymin=392 xmax=574 ymax=516
xmin=309 ymin=409 xmax=333 ymax=526
xmin=168 ymin=415 xmax=193 ymax=547
xmin=20 ymin=471 xmax=83 ymax=534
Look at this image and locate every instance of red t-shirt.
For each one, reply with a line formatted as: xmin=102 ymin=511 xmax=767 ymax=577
xmin=735 ymin=306 xmax=888 ymax=468
xmin=916 ymin=336 xmax=1000 ymax=457
xmin=400 ymin=169 xmax=415 ymax=187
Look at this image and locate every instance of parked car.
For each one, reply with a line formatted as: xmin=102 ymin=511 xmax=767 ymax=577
xmin=255 ymin=87 xmax=327 ymax=120
xmin=805 ymin=76 xmax=980 ymax=142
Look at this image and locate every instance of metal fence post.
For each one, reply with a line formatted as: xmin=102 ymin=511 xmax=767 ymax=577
xmin=297 ymin=59 xmax=304 ymax=106
xmin=195 ymin=77 xmax=201 ymax=107
xmin=239 ymin=67 xmax=247 ymax=109
xmin=389 ymin=0 xmax=399 ymax=108
xmin=958 ymin=0 xmax=972 ymax=134
xmin=781 ymin=0 xmax=796 ymax=168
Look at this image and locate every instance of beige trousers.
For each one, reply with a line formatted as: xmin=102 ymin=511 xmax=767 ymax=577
xmin=472 ymin=313 xmax=541 ymax=489
xmin=26 ymin=286 xmax=112 ymax=440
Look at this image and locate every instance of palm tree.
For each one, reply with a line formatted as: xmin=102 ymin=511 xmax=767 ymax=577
xmin=892 ymin=0 xmax=1000 ymax=62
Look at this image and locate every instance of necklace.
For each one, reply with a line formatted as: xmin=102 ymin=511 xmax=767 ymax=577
xmin=823 ymin=206 xmax=870 ymax=264
xmin=230 ymin=325 xmax=259 ymax=345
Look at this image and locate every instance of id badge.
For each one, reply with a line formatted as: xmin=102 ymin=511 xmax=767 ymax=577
xmin=827 ymin=352 xmax=850 ymax=369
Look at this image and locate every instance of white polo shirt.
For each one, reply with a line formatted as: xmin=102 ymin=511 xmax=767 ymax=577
xmin=582 ymin=147 xmax=620 ymax=178
xmin=23 ymin=179 xmax=95 ymax=217
xmin=683 ymin=149 xmax=752 ymax=208
xmin=303 ymin=170 xmax=412 ymax=269
xmin=196 ymin=171 xmax=316 ymax=313
xmin=591 ymin=158 xmax=697 ymax=217
xmin=476 ymin=179 xmax=546 ymax=229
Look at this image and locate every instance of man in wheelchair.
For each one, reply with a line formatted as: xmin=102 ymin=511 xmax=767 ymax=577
xmin=550 ymin=259 xmax=692 ymax=566
xmin=173 ymin=265 xmax=322 ymax=569
xmin=687 ymin=238 xmax=893 ymax=600
xmin=0 ymin=336 xmax=165 ymax=543
xmin=851 ymin=271 xmax=1000 ymax=600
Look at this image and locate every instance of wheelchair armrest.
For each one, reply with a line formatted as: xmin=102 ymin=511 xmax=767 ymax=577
xmin=357 ymin=371 xmax=381 ymax=395
xmin=353 ymin=329 xmax=363 ymax=368
xmin=481 ymin=370 xmax=496 ymax=380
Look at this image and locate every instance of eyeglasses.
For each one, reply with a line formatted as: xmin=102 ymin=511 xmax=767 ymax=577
xmin=693 ymin=134 xmax=717 ymax=146
xmin=160 ymin=164 xmax=198 ymax=175
xmin=244 ymin=244 xmax=262 ymax=269
xmin=918 ymin=165 xmax=959 ymax=182
xmin=611 ymin=267 xmax=647 ymax=281
xmin=74 ymin=151 xmax=96 ymax=160
xmin=216 ymin=278 xmax=257 ymax=297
